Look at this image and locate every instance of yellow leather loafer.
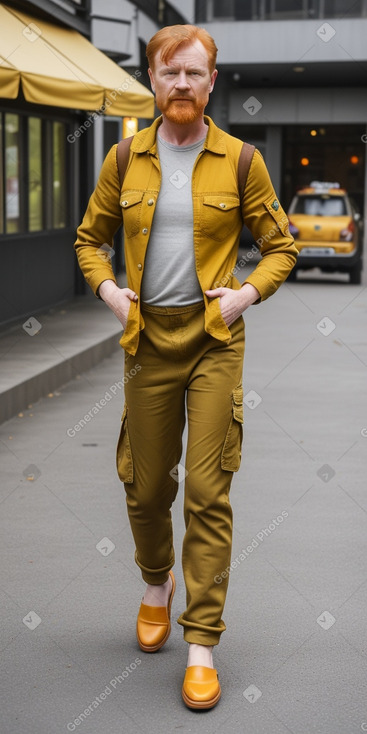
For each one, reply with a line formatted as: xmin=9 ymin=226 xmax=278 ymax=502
xmin=182 ymin=665 xmax=221 ymax=709
xmin=136 ymin=570 xmax=175 ymax=652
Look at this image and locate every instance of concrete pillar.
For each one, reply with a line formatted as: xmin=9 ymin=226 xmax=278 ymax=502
xmin=363 ymin=124 xmax=367 ymax=267
xmin=93 ymin=114 xmax=104 ymax=187
xmin=265 ymin=126 xmax=282 ymax=195
xmin=206 ymin=72 xmax=230 ymax=132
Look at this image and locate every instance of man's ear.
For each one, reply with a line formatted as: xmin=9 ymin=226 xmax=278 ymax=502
xmin=209 ymin=69 xmax=218 ymax=93
xmin=148 ymin=67 xmax=155 ymax=93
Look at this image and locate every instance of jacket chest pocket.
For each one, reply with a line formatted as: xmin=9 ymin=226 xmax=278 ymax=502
xmin=200 ymin=195 xmax=241 ymax=242
xmin=120 ymin=191 xmax=144 ymax=238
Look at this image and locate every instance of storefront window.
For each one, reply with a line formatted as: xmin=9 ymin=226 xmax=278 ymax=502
xmin=5 ymin=113 xmax=20 ymax=234
xmin=28 ymin=117 xmax=43 ymax=232
xmin=52 ymin=121 xmax=66 ymax=229
xmin=0 ymin=112 xmax=70 ymax=235
xmin=283 ymin=125 xmax=365 ymax=212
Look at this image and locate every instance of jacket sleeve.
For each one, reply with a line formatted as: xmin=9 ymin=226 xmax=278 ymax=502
xmin=241 ymin=149 xmax=298 ymax=301
xmin=74 ymin=144 xmax=122 ymax=297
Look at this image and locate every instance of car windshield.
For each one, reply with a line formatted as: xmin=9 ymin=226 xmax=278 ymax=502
xmin=294 ymin=195 xmax=347 ymax=216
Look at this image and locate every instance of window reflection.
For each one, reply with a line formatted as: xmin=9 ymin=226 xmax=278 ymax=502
xmin=5 ymin=113 xmax=20 ymax=234
xmin=28 ymin=117 xmax=43 ymax=232
xmin=53 ymin=121 xmax=66 ymax=229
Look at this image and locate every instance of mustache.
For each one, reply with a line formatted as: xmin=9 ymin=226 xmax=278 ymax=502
xmin=168 ymin=95 xmax=195 ymax=102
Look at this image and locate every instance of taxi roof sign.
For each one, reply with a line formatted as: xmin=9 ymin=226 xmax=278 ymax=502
xmin=310 ymin=181 xmax=340 ymax=189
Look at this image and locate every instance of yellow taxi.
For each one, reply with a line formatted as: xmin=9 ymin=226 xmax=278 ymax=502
xmin=288 ymin=182 xmax=363 ymax=284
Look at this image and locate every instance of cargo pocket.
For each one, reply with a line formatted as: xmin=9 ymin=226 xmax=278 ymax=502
xmin=116 ymin=405 xmax=134 ymax=483
xmin=221 ymin=385 xmax=244 ymax=472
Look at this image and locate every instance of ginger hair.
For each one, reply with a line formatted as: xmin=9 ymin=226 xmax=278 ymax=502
xmin=146 ymin=24 xmax=218 ymax=73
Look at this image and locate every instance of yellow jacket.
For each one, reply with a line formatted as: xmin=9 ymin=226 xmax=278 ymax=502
xmin=74 ymin=115 xmax=298 ymax=355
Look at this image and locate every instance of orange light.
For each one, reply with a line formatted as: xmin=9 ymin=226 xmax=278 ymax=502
xmin=350 ymin=155 xmax=359 ymax=165
xmin=310 ymin=129 xmax=317 ymax=136
xmin=123 ymin=117 xmax=138 ymax=138
xmin=301 ymin=157 xmax=309 ymax=166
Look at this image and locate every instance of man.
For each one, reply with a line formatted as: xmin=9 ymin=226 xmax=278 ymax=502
xmin=74 ymin=24 xmax=298 ymax=710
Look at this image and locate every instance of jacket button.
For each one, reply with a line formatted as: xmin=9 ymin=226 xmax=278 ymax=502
xmin=147 ymin=198 xmax=154 ymax=206
xmin=219 ymin=202 xmax=226 ymax=208
xmin=142 ymin=227 xmax=148 ymax=234
xmin=121 ymin=200 xmax=128 ymax=207
xmin=137 ymin=263 xmax=142 ymax=270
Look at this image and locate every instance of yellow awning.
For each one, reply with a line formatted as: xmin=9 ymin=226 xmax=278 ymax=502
xmin=0 ymin=3 xmax=154 ymax=117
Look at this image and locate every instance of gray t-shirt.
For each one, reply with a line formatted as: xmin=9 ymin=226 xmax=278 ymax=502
xmin=140 ymin=133 xmax=205 ymax=306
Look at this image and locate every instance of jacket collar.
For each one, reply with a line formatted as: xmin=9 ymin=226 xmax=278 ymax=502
xmin=130 ymin=115 xmax=227 ymax=156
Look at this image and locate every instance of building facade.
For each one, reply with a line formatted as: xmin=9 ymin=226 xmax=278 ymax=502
xmin=199 ymin=0 xmax=367 ymax=219
xmin=1 ymin=0 xmax=366 ymax=326
xmin=0 ymin=0 xmax=183 ymax=326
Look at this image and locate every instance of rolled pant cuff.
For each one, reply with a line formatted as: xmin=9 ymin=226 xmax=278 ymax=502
xmin=183 ymin=629 xmax=222 ymax=646
xmin=135 ymin=551 xmax=174 ymax=585
xmin=177 ymin=615 xmax=226 ymax=646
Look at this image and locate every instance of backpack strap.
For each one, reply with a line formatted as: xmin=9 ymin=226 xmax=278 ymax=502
xmin=116 ymin=135 xmax=134 ymax=188
xmin=237 ymin=142 xmax=255 ymax=210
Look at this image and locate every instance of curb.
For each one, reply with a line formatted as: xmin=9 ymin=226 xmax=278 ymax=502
xmin=0 ymin=330 xmax=121 ymax=425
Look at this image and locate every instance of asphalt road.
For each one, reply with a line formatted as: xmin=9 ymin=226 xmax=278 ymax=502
xmin=1 ymin=269 xmax=366 ymax=734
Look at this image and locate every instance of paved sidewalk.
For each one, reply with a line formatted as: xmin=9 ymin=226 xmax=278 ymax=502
xmin=0 ymin=276 xmax=126 ymax=424
xmin=0 ymin=269 xmax=366 ymax=734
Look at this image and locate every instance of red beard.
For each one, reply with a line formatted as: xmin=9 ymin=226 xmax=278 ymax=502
xmin=155 ymin=94 xmax=208 ymax=124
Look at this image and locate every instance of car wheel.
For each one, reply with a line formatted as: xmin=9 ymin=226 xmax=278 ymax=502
xmin=349 ymin=262 xmax=362 ymax=284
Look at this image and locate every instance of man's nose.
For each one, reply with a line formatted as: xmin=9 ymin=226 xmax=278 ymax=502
xmin=175 ymin=72 xmax=190 ymax=89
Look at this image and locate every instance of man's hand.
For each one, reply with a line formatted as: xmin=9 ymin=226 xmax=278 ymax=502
xmin=205 ymin=283 xmax=260 ymax=327
xmin=98 ymin=280 xmax=138 ymax=329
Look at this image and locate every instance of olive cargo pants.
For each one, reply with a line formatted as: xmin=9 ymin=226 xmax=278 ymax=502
xmin=116 ymin=302 xmax=245 ymax=645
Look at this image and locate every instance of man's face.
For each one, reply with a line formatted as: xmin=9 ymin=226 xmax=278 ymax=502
xmin=148 ymin=40 xmax=217 ymax=124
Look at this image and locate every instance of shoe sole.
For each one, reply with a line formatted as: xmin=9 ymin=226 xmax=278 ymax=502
xmin=181 ymin=684 xmax=222 ymax=710
xmin=137 ymin=570 xmax=176 ymax=653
